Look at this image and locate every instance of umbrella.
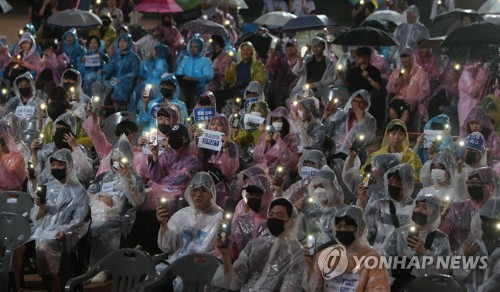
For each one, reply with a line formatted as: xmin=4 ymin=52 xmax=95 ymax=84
xmin=207 ymin=0 xmax=249 ymax=9
xmin=483 ymin=14 xmax=500 ymax=25
xmin=441 ymin=22 xmax=500 ymax=47
xmin=366 ymin=10 xmax=406 ymax=25
xmin=430 ymin=9 xmax=481 ymax=37
xmin=282 ymin=15 xmax=337 ymax=32
xmin=359 ymin=19 xmax=387 ymax=31
xmin=46 ymin=9 xmax=102 ymax=29
xmin=254 ymin=11 xmax=297 ymax=27
xmin=418 ymin=36 xmax=446 ymax=48
xmin=333 ymin=26 xmax=398 ymax=46
xmin=181 ymin=19 xmax=228 ymax=37
xmin=0 ymin=0 xmax=13 ymax=13
xmin=479 ymin=0 xmax=500 ymax=14
xmin=136 ymin=0 xmax=183 ymax=13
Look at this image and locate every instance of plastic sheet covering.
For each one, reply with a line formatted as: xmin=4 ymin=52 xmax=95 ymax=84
xmin=1 ymin=112 xmax=31 ymax=166
xmin=0 ymin=120 xmax=26 ymax=191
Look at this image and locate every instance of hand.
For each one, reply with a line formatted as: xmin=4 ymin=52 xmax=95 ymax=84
xmin=407 ymin=236 xmax=427 ymax=255
xmin=266 ymin=131 xmax=273 ymax=141
xmin=361 ymin=70 xmax=369 ymax=79
xmin=221 ymin=134 xmax=228 ymax=148
xmin=38 ymin=109 xmax=47 ymax=121
xmin=456 ymin=158 xmax=464 ymax=174
xmin=142 ymin=90 xmax=150 ymax=101
xmin=395 ymin=76 xmax=404 ymax=86
xmin=189 ymin=123 xmax=198 ymax=134
xmin=258 ymin=123 xmax=266 ymax=133
xmin=352 ymin=107 xmax=364 ymax=121
xmin=63 ymin=133 xmax=78 ymax=150
xmin=150 ymin=144 xmax=159 ymax=160
xmin=72 ymin=92 xmax=79 ymax=103
xmin=31 ymin=138 xmax=41 ymax=153
xmin=118 ymin=163 xmax=130 ymax=177
xmin=193 ymin=128 xmax=204 ymax=138
xmin=415 ymin=133 xmax=425 ymax=148
xmin=463 ymin=241 xmax=481 ymax=257
xmin=358 ymin=185 xmax=369 ymax=209
xmin=55 ymin=231 xmax=66 ymax=242
xmin=294 ymin=198 xmax=304 ymax=211
xmin=348 ymin=148 xmax=359 ymax=159
xmin=156 ymin=205 xmax=170 ymax=226
xmin=35 ymin=196 xmax=46 ymax=208
xmin=98 ymin=195 xmax=114 ymax=207
xmin=139 ymin=135 xmax=149 ymax=146
xmin=98 ymin=69 xmax=104 ymax=75
xmin=272 ymin=131 xmax=281 ymax=142
xmin=215 ymin=235 xmax=231 ymax=257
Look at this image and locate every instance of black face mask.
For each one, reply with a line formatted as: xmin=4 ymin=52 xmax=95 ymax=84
xmin=335 ymin=230 xmax=356 ymax=246
xmin=388 ymin=185 xmax=403 ymax=201
xmin=247 ymin=198 xmax=261 ymax=213
xmin=468 ymin=185 xmax=484 ymax=202
xmin=18 ymin=87 xmax=32 ymax=97
xmin=412 ymin=212 xmax=427 ymax=226
xmin=158 ymin=124 xmax=171 ymax=135
xmin=51 ymin=168 xmax=67 ymax=181
xmin=54 ymin=128 xmax=72 ymax=150
xmin=161 ymin=88 xmax=174 ymax=100
xmin=464 ymin=151 xmax=478 ymax=165
xmin=267 ymin=218 xmax=286 ymax=236
xmin=168 ymin=136 xmax=184 ymax=150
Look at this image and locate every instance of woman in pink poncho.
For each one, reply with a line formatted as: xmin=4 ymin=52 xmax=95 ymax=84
xmin=0 ymin=121 xmax=26 ymax=191
xmin=0 ymin=36 xmax=11 ymax=72
xmin=10 ymin=32 xmax=42 ymax=75
xmin=205 ymin=35 xmax=230 ymax=93
xmin=253 ymin=106 xmax=298 ymax=176
xmin=458 ymin=54 xmax=489 ymax=135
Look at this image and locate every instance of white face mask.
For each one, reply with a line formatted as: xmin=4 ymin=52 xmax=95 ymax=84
xmin=300 ymin=166 xmax=319 ymax=182
xmin=250 ymin=111 xmax=262 ymax=117
xmin=431 ymin=169 xmax=447 ymax=184
xmin=297 ymin=110 xmax=305 ymax=119
xmin=272 ymin=122 xmax=283 ymax=131
xmin=313 ymin=187 xmax=328 ymax=203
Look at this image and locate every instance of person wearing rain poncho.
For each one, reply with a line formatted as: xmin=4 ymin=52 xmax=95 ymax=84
xmin=253 ymin=106 xmax=298 ymax=176
xmin=439 ymin=167 xmax=497 ymax=253
xmin=88 ymin=12 xmax=117 ymax=51
xmin=382 ymin=194 xmax=451 ymax=290
xmin=0 ymin=36 xmax=11 ymax=73
xmin=86 ymin=136 xmax=146 ymax=283
xmin=26 ymin=149 xmax=89 ymax=291
xmin=175 ymin=34 xmax=214 ymax=109
xmin=61 ymin=28 xmax=86 ymax=68
xmin=343 ymin=153 xmax=400 ymax=209
xmin=290 ymin=36 xmax=335 ymax=103
xmin=33 ymin=112 xmax=93 ymax=185
xmin=139 ymin=105 xmax=182 ymax=151
xmin=224 ymin=42 xmax=266 ymax=94
xmin=205 ymin=34 xmax=230 ymax=93
xmin=362 ymin=119 xmax=422 ymax=181
xmin=302 ymin=206 xmax=390 ymax=291
xmin=454 ymin=197 xmax=500 ymax=291
xmin=413 ymin=114 xmax=454 ymax=165
xmin=0 ymin=120 xmax=26 ymax=191
xmin=478 ymin=248 xmax=500 ymax=292
xmin=213 ymin=197 xmax=305 ymax=291
xmin=290 ymin=97 xmax=325 ymax=152
xmin=5 ymin=32 xmax=41 ymax=82
xmin=137 ymin=74 xmax=188 ymax=130
xmin=136 ymin=44 xmax=170 ymax=108
xmin=297 ymin=165 xmax=346 ymax=249
xmin=232 ymin=164 xmax=269 ymax=219
xmin=81 ymin=35 xmax=110 ymax=96
xmin=322 ymin=98 xmax=345 ymax=152
xmin=229 ymin=80 xmax=266 ymax=120
xmin=479 ymin=95 xmax=500 ymax=136
xmin=59 ymin=69 xmax=91 ymax=120
xmin=455 ymin=132 xmax=488 ymax=183
xmin=3 ymin=72 xmax=44 ymax=119
xmin=1 ymin=112 xmax=31 ymax=167
xmin=280 ymin=149 xmax=327 ymax=203
xmin=100 ymin=33 xmax=140 ymax=107
xmin=462 ymin=106 xmax=500 ymax=173
xmin=393 ymin=5 xmax=429 ymax=51
xmin=191 ymin=111 xmax=239 ymax=209
xmin=365 ymin=163 xmax=415 ymax=252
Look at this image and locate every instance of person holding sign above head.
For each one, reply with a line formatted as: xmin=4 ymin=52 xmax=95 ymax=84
xmin=190 ymin=113 xmax=239 ymax=209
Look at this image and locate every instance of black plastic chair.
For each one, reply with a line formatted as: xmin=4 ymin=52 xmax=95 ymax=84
xmin=0 ymin=191 xmax=33 ymax=220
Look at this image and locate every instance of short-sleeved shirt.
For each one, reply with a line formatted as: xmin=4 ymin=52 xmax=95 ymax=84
xmin=345 ymin=64 xmax=382 ymax=94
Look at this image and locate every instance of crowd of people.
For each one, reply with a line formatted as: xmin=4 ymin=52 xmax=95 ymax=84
xmin=0 ymin=0 xmax=499 ymax=291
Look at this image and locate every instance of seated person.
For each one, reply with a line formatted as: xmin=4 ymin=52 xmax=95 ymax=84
xmin=1 ymin=113 xmax=31 ymax=167
xmin=413 ymin=114 xmax=454 ymax=165
xmin=4 ymin=72 xmax=44 ymax=119
xmin=224 ymin=42 xmax=266 ymax=95
xmin=61 ymin=28 xmax=86 ymax=68
xmin=290 ymin=97 xmax=325 ymax=152
xmin=4 ymin=33 xmax=41 ymax=83
xmin=0 ymin=120 xmax=26 ymax=191
xmin=213 ymin=198 xmax=305 ymax=291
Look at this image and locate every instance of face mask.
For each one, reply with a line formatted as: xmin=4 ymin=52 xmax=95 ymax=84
xmin=464 ymin=151 xmax=478 ymax=165
xmin=246 ymin=198 xmax=261 ymax=213
xmin=335 ymin=230 xmax=356 ymax=246
xmin=0 ymin=138 xmax=5 ymax=148
xmin=272 ymin=122 xmax=283 ymax=131
xmin=54 ymin=128 xmax=72 ymax=150
xmin=161 ymin=88 xmax=174 ymax=99
xmin=267 ymin=217 xmax=286 ymax=237
xmin=313 ymin=187 xmax=328 ymax=203
xmin=412 ymin=212 xmax=427 ymax=226
xmin=468 ymin=185 xmax=484 ymax=202
xmin=18 ymin=87 xmax=32 ymax=97
xmin=297 ymin=110 xmax=305 ymax=119
xmin=250 ymin=111 xmax=261 ymax=117
xmin=300 ymin=166 xmax=319 ymax=182
xmin=168 ymin=135 xmax=184 ymax=150
xmin=51 ymin=168 xmax=67 ymax=181
xmin=158 ymin=124 xmax=171 ymax=135
xmin=431 ymin=169 xmax=447 ymax=184
xmin=388 ymin=185 xmax=402 ymax=201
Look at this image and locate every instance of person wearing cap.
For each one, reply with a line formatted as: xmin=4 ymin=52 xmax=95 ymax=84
xmin=213 ymin=197 xmax=305 ymax=291
xmin=382 ymin=193 xmax=451 ymax=290
xmin=232 ymin=165 xmax=270 ymax=219
xmin=88 ymin=12 xmax=117 ymax=51
xmin=457 ymin=132 xmax=487 ymax=177
xmin=0 ymin=120 xmax=26 ymax=191
xmin=394 ymin=5 xmax=429 ymax=50
xmin=206 ymin=34 xmax=230 ymax=93
xmin=303 ymin=206 xmax=390 ymax=291
xmin=387 ymin=46 xmax=430 ymax=125
xmin=413 ymin=114 xmax=454 ymax=166
xmin=290 ymin=36 xmax=335 ymax=103
xmin=362 ymin=119 xmax=422 ymax=181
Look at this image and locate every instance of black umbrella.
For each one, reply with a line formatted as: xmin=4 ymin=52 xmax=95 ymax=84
xmin=332 ymin=26 xmax=398 ymax=46
xmin=128 ymin=24 xmax=148 ymax=42
xmin=235 ymin=32 xmax=274 ymax=59
xmin=282 ymin=15 xmax=336 ymax=32
xmin=441 ymin=22 xmax=500 ymax=47
xmin=359 ymin=19 xmax=387 ymax=31
xmin=430 ymin=9 xmax=482 ymax=37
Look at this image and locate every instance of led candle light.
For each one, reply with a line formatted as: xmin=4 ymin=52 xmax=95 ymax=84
xmin=337 ymin=64 xmax=343 ymax=71
xmin=454 ymin=63 xmax=461 ymax=71
xmin=91 ymin=96 xmax=100 ymax=112
xmin=40 ymin=103 xmax=47 ymax=110
xmin=228 ymin=51 xmax=234 ymax=57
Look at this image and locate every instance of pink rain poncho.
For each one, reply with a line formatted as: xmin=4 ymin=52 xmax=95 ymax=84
xmin=206 ymin=49 xmax=230 ymax=93
xmin=457 ymin=60 xmax=489 ymax=134
xmin=11 ymin=32 xmax=41 ymax=73
xmin=82 ymin=115 xmax=149 ymax=181
xmin=232 ymin=164 xmax=269 ymax=219
xmin=414 ymin=49 xmax=440 ymax=82
xmin=253 ymin=107 xmax=298 ymax=175
xmin=387 ymin=62 xmax=430 ymax=107
xmin=0 ymin=36 xmax=11 ymax=71
xmin=37 ymin=50 xmax=69 ymax=85
xmin=0 ymin=121 xmax=26 ymax=191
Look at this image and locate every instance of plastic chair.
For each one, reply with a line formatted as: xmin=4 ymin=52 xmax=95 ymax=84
xmin=64 ymin=248 xmax=155 ymax=292
xmin=0 ymin=191 xmax=33 ymax=219
xmin=0 ymin=212 xmax=31 ymax=292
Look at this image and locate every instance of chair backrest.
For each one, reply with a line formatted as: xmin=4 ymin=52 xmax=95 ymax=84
xmin=98 ymin=249 xmax=155 ymax=292
xmin=0 ymin=192 xmax=33 ymax=218
xmin=168 ymin=253 xmax=220 ymax=292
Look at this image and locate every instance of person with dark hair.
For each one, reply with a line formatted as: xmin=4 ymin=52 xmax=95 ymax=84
xmin=213 ymin=197 xmax=305 ymax=291
xmin=351 ymin=0 xmax=376 ymax=27
xmin=206 ymin=35 xmax=230 ymax=93
xmin=81 ymin=35 xmax=109 ymax=96
xmin=291 ymin=97 xmax=325 ymax=151
xmin=5 ymin=72 xmax=44 ymax=119
xmin=61 ymin=68 xmax=91 ymax=105
xmin=88 ymin=12 xmax=117 ymax=51
xmin=344 ymin=46 xmax=382 ymax=95
xmin=36 ymin=39 xmax=69 ymax=90
xmin=61 ymin=28 xmax=86 ymax=68
xmin=266 ymin=40 xmax=294 ymax=109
